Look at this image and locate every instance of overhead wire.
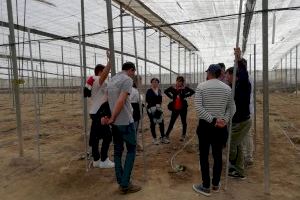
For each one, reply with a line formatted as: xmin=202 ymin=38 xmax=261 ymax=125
xmin=1 ymin=6 xmax=299 ymax=48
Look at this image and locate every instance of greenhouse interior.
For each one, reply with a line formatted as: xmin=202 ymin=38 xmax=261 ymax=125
xmin=0 ymin=0 xmax=299 ymax=199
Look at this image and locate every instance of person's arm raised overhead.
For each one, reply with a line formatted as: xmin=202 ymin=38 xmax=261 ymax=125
xmin=99 ymin=50 xmax=112 ymax=86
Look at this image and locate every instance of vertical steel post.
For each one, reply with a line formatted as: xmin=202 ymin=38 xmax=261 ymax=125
xmin=144 ymin=21 xmax=147 ymax=86
xmin=254 ymin=44 xmax=257 ymax=152
xmin=296 ymin=46 xmax=298 ymax=96
xmin=61 ymin=46 xmax=65 ymax=101
xmin=106 ymin=0 xmax=116 ymax=76
xmin=250 ymin=54 xmax=252 ymax=75
xmin=262 ymin=0 xmax=270 ymax=194
xmin=120 ymin=5 xmax=124 ymax=64
xmin=81 ymin=0 xmax=89 ymax=171
xmin=38 ymin=41 xmax=43 ymax=104
xmin=285 ymin=54 xmax=288 ymax=88
xmin=159 ymin=31 xmax=162 ymax=84
xmin=170 ymin=38 xmax=172 ymax=85
xmin=6 ymin=0 xmax=23 ymax=157
xmin=28 ymin=29 xmax=41 ymax=163
xmin=189 ymin=51 xmax=191 ymax=84
xmin=178 ymin=44 xmax=180 ymax=74
xmin=225 ymin=0 xmax=243 ymax=190
xmin=290 ymin=51 xmax=292 ymax=87
xmin=281 ymin=58 xmax=283 ymax=85
xmin=194 ymin=53 xmax=196 ymax=84
xmin=184 ymin=48 xmax=187 ymax=80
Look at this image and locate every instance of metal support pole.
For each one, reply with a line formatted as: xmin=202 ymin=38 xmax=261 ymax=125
xmin=144 ymin=21 xmax=147 ymax=86
xmin=120 ymin=4 xmax=124 ymax=65
xmin=28 ymin=29 xmax=41 ymax=163
xmin=296 ymin=46 xmax=298 ymax=96
xmin=197 ymin=55 xmax=199 ymax=84
xmin=106 ymin=0 xmax=116 ymax=75
xmin=262 ymin=0 xmax=270 ymax=194
xmin=6 ymin=0 xmax=23 ymax=157
xmin=159 ymin=31 xmax=162 ymax=83
xmin=170 ymin=38 xmax=172 ymax=85
xmin=193 ymin=53 xmax=196 ymax=84
xmin=202 ymin=62 xmax=205 ymax=82
xmin=285 ymin=54 xmax=288 ymax=88
xmin=94 ymin=52 xmax=97 ymax=66
xmin=38 ymin=41 xmax=43 ymax=104
xmin=250 ymin=54 xmax=252 ymax=75
xmin=184 ymin=48 xmax=187 ymax=80
xmin=56 ymin=64 xmax=59 ymax=88
xmin=254 ymin=44 xmax=257 ymax=152
xmin=81 ymin=0 xmax=89 ymax=172
xmin=189 ymin=51 xmax=191 ymax=84
xmin=132 ymin=16 xmax=146 ymax=182
xmin=225 ymin=0 xmax=243 ymax=190
xmin=281 ymin=58 xmax=283 ymax=85
xmin=61 ymin=46 xmax=65 ymax=102
xmin=178 ymin=44 xmax=180 ymax=74
xmin=290 ymin=51 xmax=292 ymax=87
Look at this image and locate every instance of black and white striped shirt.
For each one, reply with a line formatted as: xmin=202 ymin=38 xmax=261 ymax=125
xmin=194 ymin=79 xmax=235 ymax=124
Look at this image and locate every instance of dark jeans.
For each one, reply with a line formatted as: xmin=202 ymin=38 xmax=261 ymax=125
xmin=197 ymin=119 xmax=228 ymax=188
xmin=112 ymin=123 xmax=136 ymax=188
xmin=89 ymin=115 xmax=112 ymax=162
xmin=147 ymin=111 xmax=165 ymax=139
xmin=165 ymin=109 xmax=187 ymax=137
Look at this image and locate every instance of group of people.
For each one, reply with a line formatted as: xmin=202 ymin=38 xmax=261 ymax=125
xmin=84 ymin=47 xmax=254 ymax=196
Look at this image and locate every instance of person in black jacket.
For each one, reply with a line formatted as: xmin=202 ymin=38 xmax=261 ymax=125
xmin=164 ymin=76 xmax=195 ymax=142
xmin=225 ymin=47 xmax=252 ymax=179
xmin=146 ymin=78 xmax=167 ymax=144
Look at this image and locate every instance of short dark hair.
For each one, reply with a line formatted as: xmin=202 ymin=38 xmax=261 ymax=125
xmin=122 ymin=62 xmax=136 ymax=71
xmin=94 ymin=64 xmax=105 ymax=75
xmin=176 ymin=76 xmax=185 ymax=83
xmin=225 ymin=67 xmax=234 ymax=75
xmin=218 ymin=63 xmax=225 ymax=70
xmin=150 ymin=77 xmax=160 ymax=83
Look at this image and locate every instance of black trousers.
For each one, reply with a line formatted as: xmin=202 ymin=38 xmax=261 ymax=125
xmin=147 ymin=111 xmax=165 ymax=139
xmin=197 ymin=119 xmax=228 ymax=188
xmin=89 ymin=114 xmax=112 ymax=161
xmin=165 ymin=108 xmax=187 ymax=137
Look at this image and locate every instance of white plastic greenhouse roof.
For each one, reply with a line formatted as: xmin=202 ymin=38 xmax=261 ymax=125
xmin=113 ymin=0 xmax=198 ymax=51
xmin=0 ymin=0 xmax=300 ymax=79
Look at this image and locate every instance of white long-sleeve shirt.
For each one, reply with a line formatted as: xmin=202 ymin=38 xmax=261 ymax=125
xmin=194 ymin=79 xmax=236 ymax=124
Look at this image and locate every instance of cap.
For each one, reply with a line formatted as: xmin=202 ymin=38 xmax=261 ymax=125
xmin=206 ymin=64 xmax=221 ymax=73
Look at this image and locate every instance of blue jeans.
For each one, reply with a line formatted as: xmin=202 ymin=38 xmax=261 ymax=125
xmin=112 ymin=123 xmax=136 ymax=188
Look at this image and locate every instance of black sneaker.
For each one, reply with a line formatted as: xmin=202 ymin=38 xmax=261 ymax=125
xmin=192 ymin=184 xmax=211 ymax=196
xmin=119 ymin=183 xmax=142 ymax=194
xmin=228 ymin=170 xmax=246 ymax=180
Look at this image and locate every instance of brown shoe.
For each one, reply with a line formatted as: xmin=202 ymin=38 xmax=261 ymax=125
xmin=119 ymin=184 xmax=141 ymax=194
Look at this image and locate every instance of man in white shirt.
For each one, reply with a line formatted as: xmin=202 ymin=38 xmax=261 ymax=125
xmin=87 ymin=51 xmax=114 ymax=169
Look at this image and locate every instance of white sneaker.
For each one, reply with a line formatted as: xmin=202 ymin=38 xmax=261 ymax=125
xmin=99 ymin=158 xmax=115 ymax=168
xmin=153 ymin=138 xmax=159 ymax=145
xmin=92 ymin=160 xmax=102 ymax=168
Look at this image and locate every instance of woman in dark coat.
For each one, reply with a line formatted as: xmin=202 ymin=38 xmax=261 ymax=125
xmin=146 ymin=78 xmax=167 ymax=144
xmin=164 ymin=76 xmax=195 ymax=142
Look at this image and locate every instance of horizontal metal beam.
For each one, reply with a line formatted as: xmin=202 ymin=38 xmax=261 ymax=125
xmin=0 ymin=20 xmax=178 ymax=74
xmin=113 ymin=0 xmax=198 ymax=51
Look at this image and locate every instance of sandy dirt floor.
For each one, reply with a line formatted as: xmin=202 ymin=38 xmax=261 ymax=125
xmin=0 ymin=91 xmax=299 ymax=200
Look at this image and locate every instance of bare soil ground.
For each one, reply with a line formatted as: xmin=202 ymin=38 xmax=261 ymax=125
xmin=0 ymin=91 xmax=299 ymax=200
